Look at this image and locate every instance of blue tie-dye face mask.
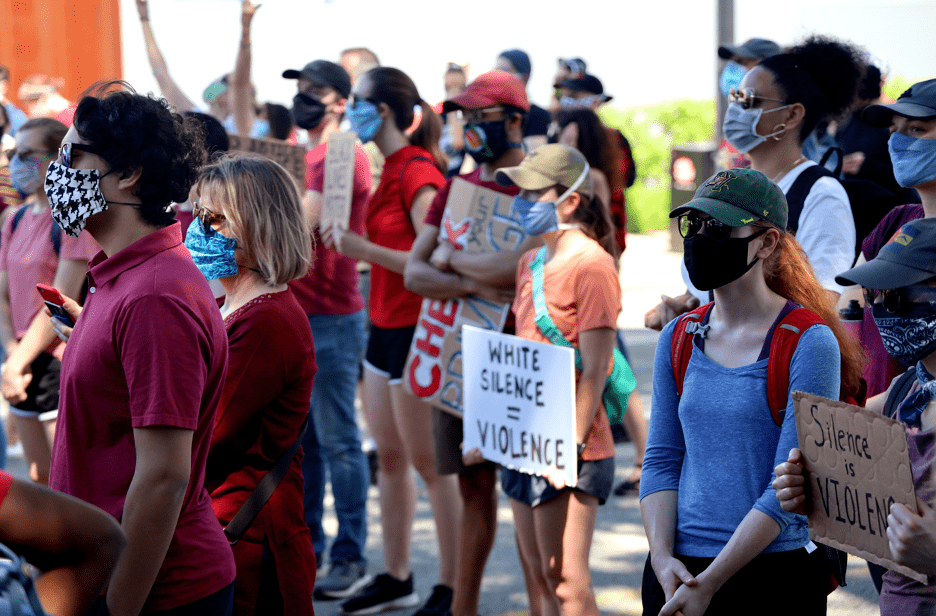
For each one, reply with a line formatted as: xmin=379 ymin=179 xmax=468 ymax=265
xmin=184 ymin=218 xmax=239 ymax=280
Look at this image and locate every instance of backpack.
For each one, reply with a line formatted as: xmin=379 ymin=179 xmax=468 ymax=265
xmin=11 ymin=205 xmax=62 ymax=256
xmin=671 ymin=301 xmax=865 ymax=593
xmin=785 ymin=149 xmax=903 ymax=259
xmin=883 ymin=369 xmax=917 ymax=419
xmin=0 ymin=540 xmax=48 ymax=615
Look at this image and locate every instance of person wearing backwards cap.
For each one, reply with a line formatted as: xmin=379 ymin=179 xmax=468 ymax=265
xmin=640 ymin=168 xmax=862 ymax=616
xmin=777 ymin=217 xmax=936 ymax=616
xmin=404 ymin=69 xmax=540 ymax=616
xmin=479 ymin=144 xmax=618 ymax=616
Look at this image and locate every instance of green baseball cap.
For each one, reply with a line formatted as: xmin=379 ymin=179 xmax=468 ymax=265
xmin=669 ymin=168 xmax=788 ymax=229
xmin=495 ymin=144 xmax=594 ymax=199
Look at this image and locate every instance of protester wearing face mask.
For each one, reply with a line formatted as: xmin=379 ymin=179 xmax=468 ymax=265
xmin=282 ymin=58 xmax=375 ymax=600
xmin=321 ymin=67 xmax=462 ymax=616
xmin=189 ymin=154 xmax=317 ymax=616
xmin=404 ymin=70 xmax=539 ymax=616
xmin=646 ymin=36 xmax=863 ymax=329
xmin=641 ymin=169 xmax=863 ymax=616
xmin=491 ymin=144 xmax=619 ymax=616
xmin=44 ymin=82 xmax=236 ymax=616
xmin=776 ymin=218 xmax=936 ymax=616
xmin=0 ymin=118 xmax=97 ymax=483
xmin=0 ymin=104 xmax=25 ymax=219
xmin=555 ymin=73 xmax=612 ymax=113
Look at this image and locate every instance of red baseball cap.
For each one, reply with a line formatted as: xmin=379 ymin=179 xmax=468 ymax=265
xmin=443 ymin=70 xmax=530 ymax=113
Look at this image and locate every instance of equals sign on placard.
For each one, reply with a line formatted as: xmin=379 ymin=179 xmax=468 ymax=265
xmin=507 ymin=406 xmax=520 ymax=421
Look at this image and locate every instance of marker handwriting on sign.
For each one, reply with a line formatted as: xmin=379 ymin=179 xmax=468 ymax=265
xmin=477 ymin=421 xmax=565 ymax=468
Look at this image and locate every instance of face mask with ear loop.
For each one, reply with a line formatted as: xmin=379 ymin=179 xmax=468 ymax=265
xmin=722 ymin=102 xmax=794 ymax=153
xmin=513 ymin=163 xmax=591 ymax=237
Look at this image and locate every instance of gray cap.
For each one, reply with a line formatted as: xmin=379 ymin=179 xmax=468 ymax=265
xmin=835 ymin=218 xmax=936 ymax=289
xmin=863 ymin=78 xmax=936 ymax=127
xmin=718 ymin=38 xmax=782 ymax=61
xmin=282 ymin=60 xmax=351 ymax=98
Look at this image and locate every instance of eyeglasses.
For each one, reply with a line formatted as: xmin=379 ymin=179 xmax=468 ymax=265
xmin=4 ymin=148 xmax=55 ymax=163
xmin=462 ymin=107 xmax=506 ymax=124
xmin=348 ymin=94 xmax=380 ymax=110
xmin=864 ymin=285 xmax=936 ymax=314
xmin=193 ymin=201 xmax=227 ymax=231
xmin=678 ymin=212 xmax=734 ymax=241
xmin=727 ymin=87 xmax=788 ymax=110
xmin=57 ymin=142 xmax=106 ymax=168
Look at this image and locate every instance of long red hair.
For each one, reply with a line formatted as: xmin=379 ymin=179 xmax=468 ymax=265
xmin=760 ymin=225 xmax=864 ymax=400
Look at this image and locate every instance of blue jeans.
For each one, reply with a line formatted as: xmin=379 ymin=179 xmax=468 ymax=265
xmin=302 ymin=310 xmax=369 ymax=564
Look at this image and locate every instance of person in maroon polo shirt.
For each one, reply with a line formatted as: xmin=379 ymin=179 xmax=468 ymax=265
xmin=43 ymin=83 xmax=236 ymax=616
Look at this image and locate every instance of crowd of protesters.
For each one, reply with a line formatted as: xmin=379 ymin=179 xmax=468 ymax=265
xmin=0 ymin=1 xmax=936 ymax=615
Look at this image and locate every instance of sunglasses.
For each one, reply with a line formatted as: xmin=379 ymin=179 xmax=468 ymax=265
xmin=4 ymin=148 xmax=55 ymax=163
xmin=348 ymin=94 xmax=380 ymax=110
xmin=864 ymin=285 xmax=936 ymax=314
xmin=193 ymin=201 xmax=227 ymax=232
xmin=57 ymin=142 xmax=106 ymax=168
xmin=678 ymin=212 xmax=734 ymax=241
xmin=727 ymin=87 xmax=788 ymax=111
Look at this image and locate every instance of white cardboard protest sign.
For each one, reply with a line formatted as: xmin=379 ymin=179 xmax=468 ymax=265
xmin=322 ymin=132 xmax=357 ymax=229
xmin=793 ymin=391 xmax=926 ymax=583
xmin=462 ymin=325 xmax=577 ymax=487
xmin=227 ymin=133 xmax=306 ymax=186
xmin=403 ymin=179 xmax=526 ymax=416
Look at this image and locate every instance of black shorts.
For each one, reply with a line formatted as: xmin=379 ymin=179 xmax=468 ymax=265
xmin=500 ymin=457 xmax=614 ymax=507
xmin=432 ymin=406 xmax=497 ymax=476
xmin=364 ymin=324 xmax=416 ymax=383
xmin=9 ymin=352 xmax=61 ymax=417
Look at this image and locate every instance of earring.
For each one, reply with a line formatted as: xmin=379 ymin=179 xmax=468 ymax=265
xmin=771 ymin=124 xmax=786 ymax=141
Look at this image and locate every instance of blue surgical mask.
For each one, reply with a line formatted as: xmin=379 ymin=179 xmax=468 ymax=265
xmin=184 ymin=218 xmax=239 ymax=280
xmin=347 ymin=101 xmax=383 ymax=144
xmin=889 ymin=131 xmax=936 ymax=188
xmin=722 ymin=102 xmax=792 ymax=154
xmin=515 ymin=164 xmax=591 ymax=236
xmin=559 ymin=95 xmax=600 ymax=109
xmin=720 ymin=62 xmax=747 ymax=98
xmin=9 ymin=155 xmax=43 ymax=195
xmin=252 ymin=118 xmax=271 ymax=138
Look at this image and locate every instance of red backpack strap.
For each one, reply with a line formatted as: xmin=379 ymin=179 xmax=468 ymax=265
xmin=766 ymin=308 xmax=825 ymax=426
xmin=671 ymin=303 xmax=714 ymax=396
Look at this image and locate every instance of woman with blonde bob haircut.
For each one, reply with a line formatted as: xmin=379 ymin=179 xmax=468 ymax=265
xmin=188 ymin=153 xmax=318 ymax=616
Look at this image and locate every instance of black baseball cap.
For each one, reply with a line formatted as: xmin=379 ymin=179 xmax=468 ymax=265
xmin=669 ymin=168 xmax=788 ymax=230
xmin=835 ymin=218 xmax=936 ymax=289
xmin=717 ymin=38 xmax=782 ymax=61
xmin=557 ymin=74 xmax=612 ymax=103
xmin=862 ymin=78 xmax=936 ymax=127
xmin=282 ymin=60 xmax=352 ymax=99
xmin=498 ymin=49 xmax=532 ymax=78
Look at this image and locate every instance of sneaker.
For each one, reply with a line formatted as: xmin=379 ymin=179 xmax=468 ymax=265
xmin=340 ymin=573 xmax=419 ymax=615
xmin=314 ymin=559 xmax=373 ymax=601
xmin=412 ymin=584 xmax=453 ymax=616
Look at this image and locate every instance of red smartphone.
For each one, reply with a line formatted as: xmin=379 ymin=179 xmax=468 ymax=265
xmin=36 ymin=284 xmax=74 ymax=327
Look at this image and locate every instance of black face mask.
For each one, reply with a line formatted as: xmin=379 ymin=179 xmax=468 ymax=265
xmin=292 ymin=92 xmax=326 ymax=130
xmin=464 ymin=120 xmax=520 ymax=164
xmin=683 ymin=228 xmax=767 ymax=291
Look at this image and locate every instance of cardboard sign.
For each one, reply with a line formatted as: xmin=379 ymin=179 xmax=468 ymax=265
xmin=462 ymin=326 xmax=577 ymax=486
xmin=227 ymin=134 xmax=306 ymax=186
xmin=403 ymin=178 xmax=528 ymax=416
xmin=322 ymin=132 xmax=357 ymax=229
xmin=793 ymin=391 xmax=926 ymax=583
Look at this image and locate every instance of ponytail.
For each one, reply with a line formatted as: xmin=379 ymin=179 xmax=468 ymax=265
xmin=761 ymin=227 xmax=864 ymax=400
xmin=410 ymin=99 xmax=447 ymax=174
xmin=566 ymin=188 xmax=619 ymax=262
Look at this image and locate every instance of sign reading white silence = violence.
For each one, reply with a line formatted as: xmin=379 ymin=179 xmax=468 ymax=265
xmin=793 ymin=391 xmax=927 ymax=583
xmin=462 ymin=325 xmax=577 ymax=488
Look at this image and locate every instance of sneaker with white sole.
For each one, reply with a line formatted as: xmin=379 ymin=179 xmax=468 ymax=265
xmin=340 ymin=573 xmax=419 ymax=615
xmin=412 ymin=584 xmax=453 ymax=616
xmin=314 ymin=559 xmax=372 ymax=600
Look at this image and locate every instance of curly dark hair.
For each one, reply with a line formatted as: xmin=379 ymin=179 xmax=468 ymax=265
xmin=758 ymin=36 xmax=864 ymax=144
xmin=74 ymin=81 xmax=206 ymax=226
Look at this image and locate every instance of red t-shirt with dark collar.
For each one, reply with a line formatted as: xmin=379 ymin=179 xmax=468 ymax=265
xmin=49 ymin=222 xmax=235 ymax=612
xmin=366 ymin=145 xmax=444 ymax=328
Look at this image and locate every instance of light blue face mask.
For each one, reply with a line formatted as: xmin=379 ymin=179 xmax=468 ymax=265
xmin=889 ymin=131 xmax=936 ymax=188
xmin=184 ymin=218 xmax=239 ymax=280
xmin=720 ymin=62 xmax=747 ymax=98
xmin=347 ymin=101 xmax=383 ymax=143
xmin=722 ymin=102 xmax=792 ymax=154
xmin=514 ymin=163 xmax=591 ymax=236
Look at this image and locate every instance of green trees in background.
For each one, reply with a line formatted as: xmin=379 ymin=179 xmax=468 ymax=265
xmin=599 ymin=100 xmax=715 ymax=233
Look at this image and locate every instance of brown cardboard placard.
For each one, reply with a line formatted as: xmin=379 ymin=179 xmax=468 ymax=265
xmin=322 ymin=132 xmax=357 ymax=229
xmin=403 ymin=178 xmax=527 ymax=417
xmin=227 ymin=134 xmax=306 ymax=187
xmin=793 ymin=391 xmax=926 ymax=583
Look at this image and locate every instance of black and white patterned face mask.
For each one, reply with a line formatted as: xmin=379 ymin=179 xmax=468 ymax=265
xmin=44 ymin=160 xmax=112 ymax=237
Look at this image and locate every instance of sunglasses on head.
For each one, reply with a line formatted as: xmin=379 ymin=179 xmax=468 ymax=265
xmin=864 ymin=285 xmax=936 ymax=314
xmin=57 ymin=142 xmax=106 ymax=168
xmin=727 ymin=87 xmax=787 ymax=110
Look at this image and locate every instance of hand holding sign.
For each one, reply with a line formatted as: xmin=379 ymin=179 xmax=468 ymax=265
xmin=322 ymin=132 xmax=356 ymax=230
xmin=773 ymin=448 xmax=808 ymax=515
xmin=888 ymin=497 xmax=936 ymax=577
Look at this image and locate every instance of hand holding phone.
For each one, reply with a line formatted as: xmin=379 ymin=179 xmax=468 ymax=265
xmin=37 ymin=284 xmax=75 ymax=328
